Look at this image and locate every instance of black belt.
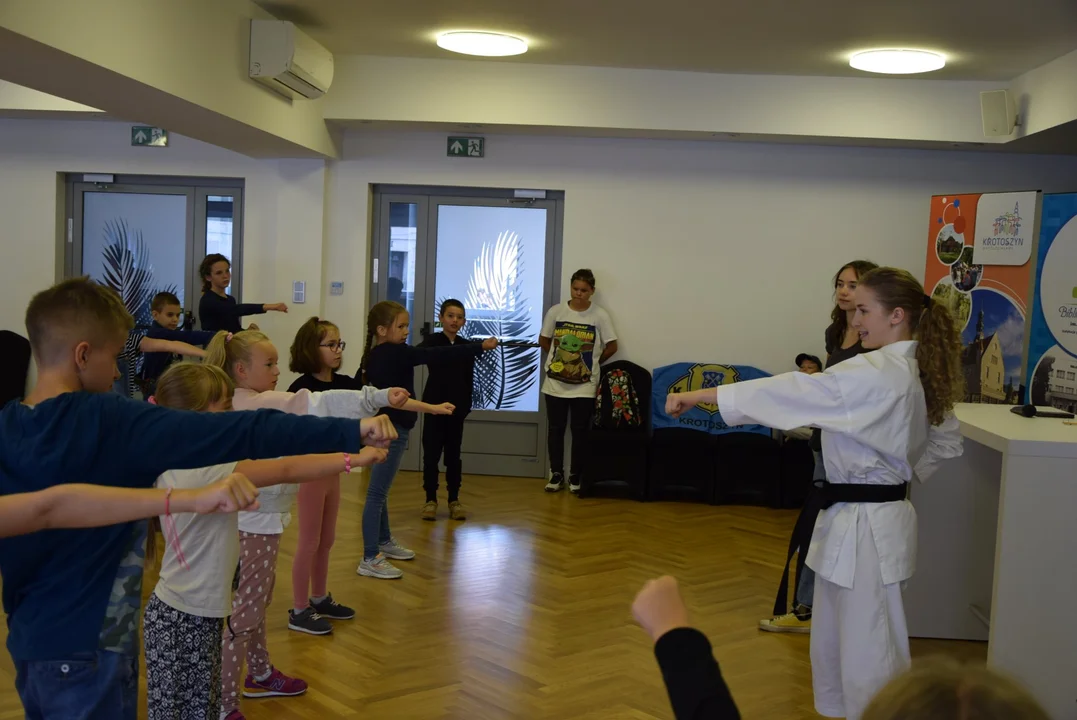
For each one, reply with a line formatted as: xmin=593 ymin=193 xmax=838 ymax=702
xmin=771 ymin=480 xmax=908 ymax=616
xmin=816 ymin=481 xmax=908 ymax=509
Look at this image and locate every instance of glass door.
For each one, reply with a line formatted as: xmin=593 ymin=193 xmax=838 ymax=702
xmin=67 ymin=176 xmax=245 ymax=396
xmin=371 ymin=188 xmax=563 ymax=478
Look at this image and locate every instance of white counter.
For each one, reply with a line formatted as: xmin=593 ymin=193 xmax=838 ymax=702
xmin=905 ymin=403 xmax=1077 ymax=719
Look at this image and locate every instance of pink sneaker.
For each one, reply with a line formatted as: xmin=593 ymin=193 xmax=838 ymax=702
xmin=242 ymin=667 xmax=308 ymax=698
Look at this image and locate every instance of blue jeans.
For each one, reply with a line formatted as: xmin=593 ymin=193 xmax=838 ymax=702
xmin=15 ymin=650 xmax=138 ymax=720
xmin=363 ymin=426 xmax=409 ymax=559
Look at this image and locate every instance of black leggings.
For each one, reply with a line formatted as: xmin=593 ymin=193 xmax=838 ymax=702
xmin=545 ymin=394 xmax=594 ymax=478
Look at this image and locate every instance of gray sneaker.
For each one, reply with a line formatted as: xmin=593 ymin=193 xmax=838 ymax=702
xmin=378 ymin=537 xmax=415 ymax=561
xmin=358 ymin=555 xmax=403 ymax=579
xmin=287 ymin=607 xmax=333 ymax=635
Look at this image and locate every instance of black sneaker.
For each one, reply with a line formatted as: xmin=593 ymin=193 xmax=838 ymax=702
xmin=569 ymin=475 xmax=582 ymax=494
xmin=288 ymin=607 xmax=333 ymax=635
xmin=310 ymin=593 xmax=355 ymax=620
xmin=544 ymin=472 xmax=565 ymax=492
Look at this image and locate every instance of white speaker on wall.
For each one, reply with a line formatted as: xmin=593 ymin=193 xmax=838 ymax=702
xmin=980 ymin=90 xmax=1018 ymax=137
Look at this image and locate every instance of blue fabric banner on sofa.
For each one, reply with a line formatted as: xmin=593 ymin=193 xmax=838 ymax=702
xmin=651 ymin=362 xmax=772 ymax=437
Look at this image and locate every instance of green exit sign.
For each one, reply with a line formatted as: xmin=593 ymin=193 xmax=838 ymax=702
xmin=447 ymin=136 xmax=484 ymax=158
xmin=131 ymin=126 xmax=168 ymax=147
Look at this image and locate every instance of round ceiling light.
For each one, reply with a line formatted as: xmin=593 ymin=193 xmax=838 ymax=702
xmin=436 ymin=31 xmax=528 ymax=57
xmin=849 ymin=49 xmax=945 ymax=75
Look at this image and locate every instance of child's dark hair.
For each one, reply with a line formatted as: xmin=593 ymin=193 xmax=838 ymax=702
xmin=25 ymin=277 xmax=134 ymax=366
xmin=290 ymin=316 xmax=339 ymax=374
xmin=439 ymin=299 xmax=465 ymax=316
xmin=858 ymin=267 xmax=964 ymax=425
xmin=827 ymin=260 xmax=878 ymax=351
xmin=198 ymin=253 xmax=230 ymax=293
xmin=151 ymin=291 xmax=181 ymax=313
xmin=359 ymin=301 xmax=407 ymax=384
xmin=570 ymin=268 xmax=596 ymax=289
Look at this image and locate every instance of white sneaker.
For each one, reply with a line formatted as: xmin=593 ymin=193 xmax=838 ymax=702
xmin=545 ymin=472 xmax=565 ymax=493
xmin=378 ymin=537 xmax=415 ymax=560
xmin=569 ymin=477 xmax=581 ymax=494
xmin=358 ymin=555 xmax=403 ymax=579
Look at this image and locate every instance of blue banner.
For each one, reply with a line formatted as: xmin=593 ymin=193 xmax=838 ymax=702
xmin=651 ymin=362 xmax=773 ymax=437
xmin=1025 ymin=193 xmax=1077 ymax=408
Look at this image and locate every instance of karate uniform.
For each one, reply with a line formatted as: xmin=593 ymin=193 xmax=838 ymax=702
xmin=717 ymin=341 xmax=962 ymax=719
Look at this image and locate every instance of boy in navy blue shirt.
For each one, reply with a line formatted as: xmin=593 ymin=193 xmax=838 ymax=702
xmin=0 ymin=278 xmax=395 ymax=720
xmin=134 ymin=291 xmax=216 ymax=396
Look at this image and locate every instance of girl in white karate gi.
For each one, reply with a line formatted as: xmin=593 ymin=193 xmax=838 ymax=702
xmin=666 ymin=267 xmax=964 ymax=720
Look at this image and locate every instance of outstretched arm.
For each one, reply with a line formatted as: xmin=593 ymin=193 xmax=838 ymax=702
xmin=402 ymin=399 xmax=455 ymax=415
xmin=0 ymin=476 xmax=260 ymax=538
xmin=235 ymin=447 xmax=388 ymax=487
xmin=139 ymin=337 xmax=206 ymax=359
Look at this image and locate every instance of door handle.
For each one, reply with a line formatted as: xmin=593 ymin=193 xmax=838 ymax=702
xmin=185 ymin=310 xmax=196 ymax=330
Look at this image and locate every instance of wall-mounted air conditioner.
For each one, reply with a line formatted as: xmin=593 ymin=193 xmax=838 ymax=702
xmin=249 ymin=20 xmax=334 ymax=100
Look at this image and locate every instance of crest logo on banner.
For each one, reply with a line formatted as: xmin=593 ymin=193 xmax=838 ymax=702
xmin=652 ymin=362 xmax=771 ymax=436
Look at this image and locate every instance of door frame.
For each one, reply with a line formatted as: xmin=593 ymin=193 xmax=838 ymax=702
xmin=65 ymin=174 xmax=246 ymax=312
xmin=370 ymin=185 xmax=566 ymax=477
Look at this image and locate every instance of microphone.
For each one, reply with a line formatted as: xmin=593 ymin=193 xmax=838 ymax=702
xmin=1011 ymin=404 xmax=1075 ymax=419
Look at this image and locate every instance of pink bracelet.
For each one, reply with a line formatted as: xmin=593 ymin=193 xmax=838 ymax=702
xmin=344 ymin=452 xmax=351 ymax=474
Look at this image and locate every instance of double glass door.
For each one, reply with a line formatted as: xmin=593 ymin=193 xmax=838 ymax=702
xmin=371 ymin=188 xmax=564 ymax=478
xmin=66 ymin=175 xmax=244 ymax=394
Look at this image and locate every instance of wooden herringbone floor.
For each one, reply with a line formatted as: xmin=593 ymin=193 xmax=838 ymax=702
xmin=0 ymin=472 xmax=985 ymax=719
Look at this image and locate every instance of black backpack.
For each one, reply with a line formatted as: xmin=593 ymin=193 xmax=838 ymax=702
xmin=594 ymin=368 xmax=642 ymax=429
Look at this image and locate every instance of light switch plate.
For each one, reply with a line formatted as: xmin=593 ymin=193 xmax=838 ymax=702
xmin=292 ymin=280 xmax=306 ymax=304
xmin=330 ymin=281 xmax=344 ymax=296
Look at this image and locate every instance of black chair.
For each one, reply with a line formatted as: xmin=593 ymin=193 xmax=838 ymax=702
xmin=0 ymin=330 xmax=32 ymax=407
xmin=579 ymin=360 xmax=652 ymax=501
xmin=647 ymin=428 xmax=717 ymax=503
xmin=712 ymin=431 xmax=783 ymax=507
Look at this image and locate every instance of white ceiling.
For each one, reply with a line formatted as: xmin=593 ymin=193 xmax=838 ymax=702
xmin=256 ymin=0 xmax=1077 ymax=80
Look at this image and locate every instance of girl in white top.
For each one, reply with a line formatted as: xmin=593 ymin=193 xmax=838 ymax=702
xmin=666 ymin=268 xmax=965 ymax=720
xmin=143 ymin=363 xmax=389 ymax=720
xmin=538 ymin=268 xmax=618 ymax=493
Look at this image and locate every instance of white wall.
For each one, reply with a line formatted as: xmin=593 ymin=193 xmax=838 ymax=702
xmin=0 ymin=119 xmax=326 ymax=389
xmin=3 ymin=119 xmax=1077 ymax=387
xmin=327 ymin=131 xmax=1077 ymax=376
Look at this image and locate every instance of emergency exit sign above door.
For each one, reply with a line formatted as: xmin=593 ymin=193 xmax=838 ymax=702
xmin=447 ymin=136 xmax=484 ymax=158
xmin=131 ymin=126 xmax=168 ymax=147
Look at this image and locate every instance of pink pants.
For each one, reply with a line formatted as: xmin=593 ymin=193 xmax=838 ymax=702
xmin=221 ymin=531 xmax=279 ymax=714
xmin=291 ymin=475 xmax=341 ymax=609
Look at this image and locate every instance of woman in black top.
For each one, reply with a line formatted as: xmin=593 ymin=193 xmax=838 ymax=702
xmin=760 ymin=260 xmax=878 ymax=634
xmin=197 ymin=253 xmax=288 ymax=333
xmin=355 ymin=301 xmax=496 ymax=580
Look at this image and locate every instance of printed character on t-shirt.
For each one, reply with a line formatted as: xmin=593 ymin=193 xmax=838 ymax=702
xmin=548 ymin=324 xmax=596 ymax=384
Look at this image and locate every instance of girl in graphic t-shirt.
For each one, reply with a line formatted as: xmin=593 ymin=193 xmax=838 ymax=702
xmin=538 ymin=268 xmax=618 ymax=494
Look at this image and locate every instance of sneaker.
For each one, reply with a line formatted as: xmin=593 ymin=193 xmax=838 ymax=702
xmin=421 ymin=501 xmax=438 ymax=521
xmin=545 ymin=472 xmax=565 ymax=493
xmin=448 ymin=500 xmax=467 ymax=521
xmin=309 ymin=593 xmax=355 ymax=620
xmin=242 ymin=667 xmax=308 ymax=698
xmin=223 ymin=711 xmax=246 ymax=720
xmin=569 ymin=476 xmax=582 ymax=494
xmin=287 ymin=607 xmax=333 ymax=636
xmin=758 ymin=611 xmax=812 ymax=634
xmin=378 ymin=537 xmax=415 ymax=560
xmin=358 ymin=554 xmax=404 ymax=579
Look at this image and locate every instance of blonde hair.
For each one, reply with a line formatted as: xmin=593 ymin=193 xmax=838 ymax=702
xmin=154 ymin=363 xmax=235 ymax=412
xmin=25 ymin=277 xmax=134 ymax=366
xmin=863 ymin=658 xmax=1049 ymax=720
xmin=203 ymin=329 xmax=272 ymax=382
xmin=359 ymin=301 xmax=407 ymax=384
xmin=858 ymin=268 xmax=964 ymax=425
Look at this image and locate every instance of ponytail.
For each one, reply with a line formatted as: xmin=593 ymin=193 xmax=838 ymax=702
xmin=360 ymin=301 xmax=407 ymax=385
xmin=203 ymin=329 xmax=271 ymax=382
xmin=858 ymin=268 xmax=964 ymax=425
